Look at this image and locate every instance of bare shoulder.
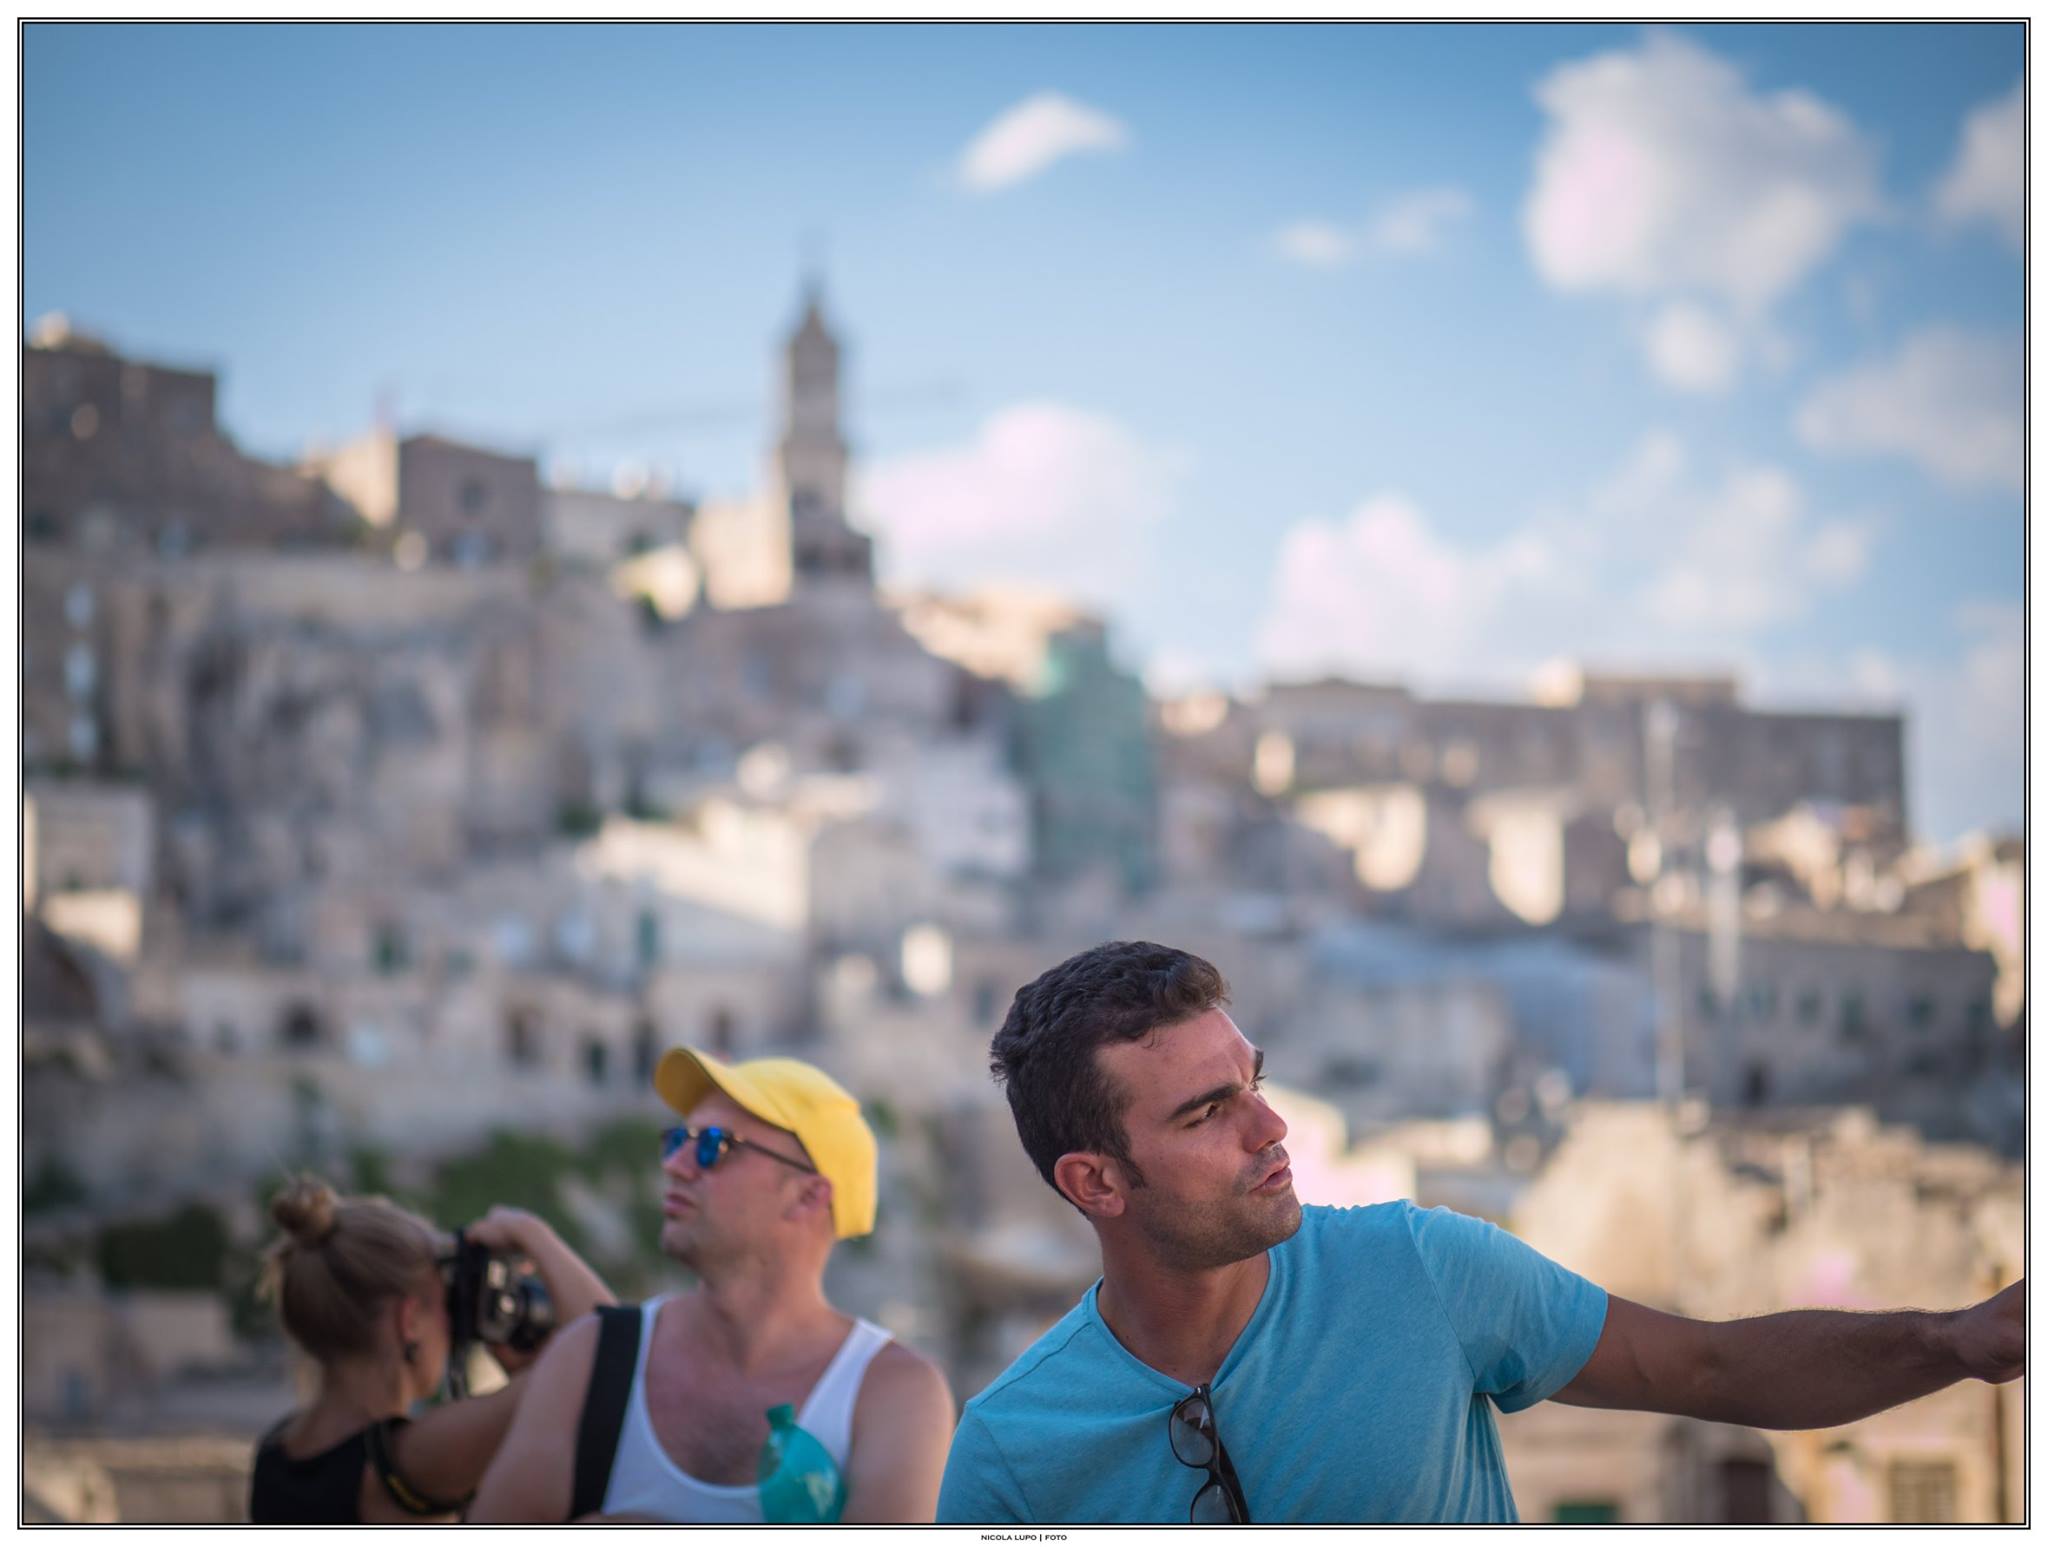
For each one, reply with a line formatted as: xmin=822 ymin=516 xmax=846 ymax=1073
xmin=857 ymin=1339 xmax=955 ymax=1423
xmin=466 ymin=1310 xmax=611 ymax=1523
xmin=524 ymin=1307 xmax=607 ymax=1404
xmin=842 ymin=1337 xmax=957 ymax=1522
xmin=870 ymin=1337 xmax=950 ymax=1387
xmin=547 ymin=1307 xmax=607 ymax=1361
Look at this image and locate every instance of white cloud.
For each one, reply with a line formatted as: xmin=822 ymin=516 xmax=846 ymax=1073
xmin=1638 ymin=464 xmax=1868 ymax=633
xmin=1589 ymin=429 xmax=1870 ymax=623
xmin=1526 ymin=32 xmax=1881 ymax=312
xmin=1273 ymin=186 xmax=1475 ymax=268
xmin=1912 ymin=601 xmax=2026 ymax=840
xmin=1795 ymin=327 xmax=2022 ymax=492
xmin=1591 ymin=425 xmax=1688 ymax=517
xmin=1257 ymin=492 xmax=1573 ymax=685
xmin=957 ymin=92 xmax=1130 ymax=193
xmin=1365 ymin=185 xmax=1475 ymax=255
xmin=1952 ymin=600 xmax=2023 ymax=752
xmin=1273 ymin=220 xmax=1357 ymax=268
xmin=1803 ymin=521 xmax=1872 ymax=587
xmin=1256 ymin=435 xmax=1873 ymax=693
xmin=1523 ymin=31 xmax=1881 ymax=388
xmin=1936 ymin=81 xmax=2022 ymax=249
xmin=856 ymin=402 xmax=1183 ymax=608
xmin=1644 ymin=300 xmax=1741 ymax=393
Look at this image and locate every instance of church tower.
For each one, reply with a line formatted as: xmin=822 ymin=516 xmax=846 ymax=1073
xmin=779 ymin=278 xmax=847 ymax=518
xmin=776 ymin=279 xmax=873 ymax=588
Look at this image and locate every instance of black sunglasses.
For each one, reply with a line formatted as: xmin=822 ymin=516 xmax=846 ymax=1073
xmin=1169 ymin=1383 xmax=1251 ymax=1524
xmin=660 ymin=1124 xmax=817 ymax=1176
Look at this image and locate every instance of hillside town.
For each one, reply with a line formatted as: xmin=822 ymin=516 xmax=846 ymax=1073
xmin=21 ymin=291 xmax=2025 ymax=1523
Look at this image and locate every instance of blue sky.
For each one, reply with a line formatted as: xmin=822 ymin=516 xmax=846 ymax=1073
xmin=25 ymin=22 xmax=2024 ymax=842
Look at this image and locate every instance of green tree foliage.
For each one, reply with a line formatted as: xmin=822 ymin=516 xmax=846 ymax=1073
xmin=423 ymin=1131 xmax=589 ymax=1254
xmin=96 ymin=1203 xmax=231 ymax=1291
xmin=573 ymin=1117 xmax=667 ymax=1180
xmin=24 ymin=1156 xmax=88 ymax=1215
xmin=556 ymin=801 xmax=603 ymax=837
xmin=347 ymin=1144 xmax=397 ymax=1199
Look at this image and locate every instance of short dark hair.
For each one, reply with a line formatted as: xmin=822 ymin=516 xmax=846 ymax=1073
xmin=989 ymin=941 xmax=1231 ymax=1202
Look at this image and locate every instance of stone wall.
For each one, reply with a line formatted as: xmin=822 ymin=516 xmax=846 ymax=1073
xmin=396 ymin=433 xmax=544 ymax=563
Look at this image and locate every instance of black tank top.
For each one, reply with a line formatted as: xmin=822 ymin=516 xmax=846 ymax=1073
xmin=249 ymin=1415 xmax=370 ymax=1524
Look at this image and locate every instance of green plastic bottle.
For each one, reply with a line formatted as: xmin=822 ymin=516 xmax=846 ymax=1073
xmin=757 ymin=1403 xmax=846 ymax=1523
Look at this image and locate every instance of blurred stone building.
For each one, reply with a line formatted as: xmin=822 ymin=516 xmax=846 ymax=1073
xmin=541 ymin=473 xmax=695 ymax=571
xmin=23 ymin=318 xmax=362 ymax=772
xmin=1162 ymin=671 xmax=1911 ymax=930
xmin=303 ymin=424 xmax=546 ymax=566
xmin=18 ymin=290 xmax=2021 ymax=1525
xmin=19 ymin=287 xmax=1127 ymax=1216
xmin=1506 ymin=1103 xmax=2022 ymax=1523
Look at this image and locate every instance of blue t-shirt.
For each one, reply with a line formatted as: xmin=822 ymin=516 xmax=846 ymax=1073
xmin=937 ymin=1202 xmax=1607 ymax=1524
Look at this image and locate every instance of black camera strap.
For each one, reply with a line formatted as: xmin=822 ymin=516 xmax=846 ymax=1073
xmin=443 ymin=1227 xmax=487 ymax=1401
xmin=570 ymin=1303 xmax=645 ymax=1521
xmin=366 ymin=1418 xmax=473 ymax=1517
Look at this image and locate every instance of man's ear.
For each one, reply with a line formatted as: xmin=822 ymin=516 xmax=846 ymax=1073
xmin=1053 ymin=1151 xmax=1128 ymax=1220
xmin=789 ymin=1173 xmax=834 ymax=1228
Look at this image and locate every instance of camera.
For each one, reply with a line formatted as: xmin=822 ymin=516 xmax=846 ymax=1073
xmin=443 ymin=1229 xmax=556 ymax=1355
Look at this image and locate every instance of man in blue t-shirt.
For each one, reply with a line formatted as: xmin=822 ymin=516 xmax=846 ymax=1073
xmin=937 ymin=941 xmax=2026 ymax=1525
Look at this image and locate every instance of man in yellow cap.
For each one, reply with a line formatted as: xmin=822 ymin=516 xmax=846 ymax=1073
xmin=470 ymin=1049 xmax=955 ymax=1523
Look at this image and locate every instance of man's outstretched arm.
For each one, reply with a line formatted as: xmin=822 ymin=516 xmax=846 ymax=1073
xmin=466 ymin=1312 xmax=600 ymax=1522
xmin=1555 ymin=1279 xmax=2023 ymax=1431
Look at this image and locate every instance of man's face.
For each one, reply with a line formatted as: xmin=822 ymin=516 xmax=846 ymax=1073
xmin=658 ymin=1090 xmax=816 ymax=1265
xmin=1092 ymin=1008 xmax=1301 ymax=1270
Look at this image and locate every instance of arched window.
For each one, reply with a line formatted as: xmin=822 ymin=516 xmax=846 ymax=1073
xmin=504 ymin=1008 xmax=542 ymax=1070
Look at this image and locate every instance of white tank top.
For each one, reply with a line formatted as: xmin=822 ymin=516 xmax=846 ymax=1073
xmin=599 ymin=1294 xmax=894 ymax=1523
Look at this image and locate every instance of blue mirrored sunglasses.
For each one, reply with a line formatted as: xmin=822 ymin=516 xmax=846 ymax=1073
xmin=660 ymin=1124 xmax=817 ymax=1175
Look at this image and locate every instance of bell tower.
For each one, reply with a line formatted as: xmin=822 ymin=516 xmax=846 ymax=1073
xmin=774 ymin=277 xmax=872 ymax=588
xmin=778 ymin=278 xmax=848 ymax=520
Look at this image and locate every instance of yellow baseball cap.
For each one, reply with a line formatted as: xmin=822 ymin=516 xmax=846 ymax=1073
xmin=653 ymin=1048 xmax=878 ymax=1239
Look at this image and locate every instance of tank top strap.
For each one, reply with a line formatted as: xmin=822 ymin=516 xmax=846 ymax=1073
xmin=634 ymin=1294 xmax=670 ymax=1381
xmin=794 ymin=1317 xmax=893 ymax=1468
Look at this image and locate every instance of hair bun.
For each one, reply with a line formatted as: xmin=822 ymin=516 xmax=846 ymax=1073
xmin=270 ymin=1175 xmax=339 ymax=1247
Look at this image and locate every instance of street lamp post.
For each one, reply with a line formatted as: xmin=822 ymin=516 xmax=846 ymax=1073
xmin=1644 ymin=699 xmax=1687 ymax=1316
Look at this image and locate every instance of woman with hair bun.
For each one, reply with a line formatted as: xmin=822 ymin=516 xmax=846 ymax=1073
xmin=249 ymin=1175 xmax=614 ymax=1523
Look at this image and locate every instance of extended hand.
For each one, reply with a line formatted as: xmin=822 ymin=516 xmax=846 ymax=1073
xmin=463 ymin=1205 xmax=547 ymax=1255
xmin=1954 ymin=1280 xmax=2024 ymax=1384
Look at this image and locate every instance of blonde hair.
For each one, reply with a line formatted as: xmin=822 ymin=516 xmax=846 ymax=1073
xmin=262 ymin=1175 xmax=441 ymax=1362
